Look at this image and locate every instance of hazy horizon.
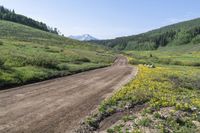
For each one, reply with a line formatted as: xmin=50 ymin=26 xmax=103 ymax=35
xmin=1 ymin=0 xmax=200 ymax=39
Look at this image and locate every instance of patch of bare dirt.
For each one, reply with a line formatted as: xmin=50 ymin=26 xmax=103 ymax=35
xmin=97 ymin=104 xmax=146 ymax=132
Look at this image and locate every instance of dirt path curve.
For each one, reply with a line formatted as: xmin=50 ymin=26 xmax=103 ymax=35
xmin=0 ymin=56 xmax=137 ymax=133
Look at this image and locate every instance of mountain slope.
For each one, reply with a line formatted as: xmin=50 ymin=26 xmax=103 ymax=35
xmin=0 ymin=20 xmax=114 ymax=89
xmin=0 ymin=6 xmax=58 ymax=34
xmin=69 ymin=34 xmax=98 ymax=41
xmin=92 ymin=18 xmax=200 ymax=50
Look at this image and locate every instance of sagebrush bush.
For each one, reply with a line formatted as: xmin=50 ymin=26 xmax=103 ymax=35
xmin=0 ymin=58 xmax=5 ymax=67
xmin=169 ymin=73 xmax=200 ymax=90
xmin=0 ymin=41 xmax=3 ymax=45
xmin=13 ymin=54 xmax=59 ymax=69
xmin=73 ymin=57 xmax=91 ymax=64
xmin=56 ymin=63 xmax=69 ymax=70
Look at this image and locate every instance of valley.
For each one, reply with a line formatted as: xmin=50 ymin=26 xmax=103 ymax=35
xmin=0 ymin=4 xmax=200 ymax=133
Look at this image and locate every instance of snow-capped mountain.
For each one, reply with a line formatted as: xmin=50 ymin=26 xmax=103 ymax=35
xmin=68 ymin=34 xmax=98 ymax=41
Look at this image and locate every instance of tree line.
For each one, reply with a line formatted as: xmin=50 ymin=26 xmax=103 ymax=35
xmin=0 ymin=6 xmax=59 ymax=34
xmin=92 ymin=18 xmax=200 ymax=51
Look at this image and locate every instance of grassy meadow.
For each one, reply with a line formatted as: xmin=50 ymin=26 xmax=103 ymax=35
xmin=102 ymin=65 xmax=200 ymax=133
xmin=81 ymin=44 xmax=200 ymax=133
xmin=0 ymin=20 xmax=115 ymax=89
xmin=126 ymin=44 xmax=200 ymax=67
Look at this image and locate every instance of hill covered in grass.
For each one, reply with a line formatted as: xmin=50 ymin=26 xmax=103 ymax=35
xmin=92 ymin=18 xmax=200 ymax=51
xmin=0 ymin=20 xmax=114 ymax=89
xmin=0 ymin=6 xmax=58 ymax=34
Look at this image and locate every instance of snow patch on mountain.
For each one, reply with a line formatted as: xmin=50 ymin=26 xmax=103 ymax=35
xmin=68 ymin=34 xmax=98 ymax=41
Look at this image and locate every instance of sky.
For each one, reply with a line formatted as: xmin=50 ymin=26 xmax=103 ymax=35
xmin=0 ymin=0 xmax=200 ymax=39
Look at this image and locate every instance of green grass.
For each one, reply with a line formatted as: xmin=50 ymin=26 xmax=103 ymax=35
xmin=125 ymin=44 xmax=200 ymax=67
xmin=0 ymin=20 xmax=115 ymax=89
xmin=79 ymin=44 xmax=200 ymax=132
xmin=84 ymin=65 xmax=200 ymax=132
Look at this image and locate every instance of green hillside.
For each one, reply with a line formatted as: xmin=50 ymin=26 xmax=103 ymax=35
xmin=0 ymin=20 xmax=114 ymax=89
xmin=81 ymin=19 xmax=200 ymax=133
xmin=0 ymin=6 xmax=58 ymax=34
xmin=92 ymin=18 xmax=200 ymax=51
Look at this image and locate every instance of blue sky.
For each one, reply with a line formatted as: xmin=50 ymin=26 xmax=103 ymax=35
xmin=0 ymin=0 xmax=200 ymax=39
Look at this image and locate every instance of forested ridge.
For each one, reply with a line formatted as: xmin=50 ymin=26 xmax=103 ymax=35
xmin=0 ymin=6 xmax=59 ymax=34
xmin=92 ymin=18 xmax=200 ymax=50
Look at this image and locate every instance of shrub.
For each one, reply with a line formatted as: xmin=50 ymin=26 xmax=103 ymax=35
xmin=129 ymin=58 xmax=146 ymax=65
xmin=172 ymin=60 xmax=183 ymax=65
xmin=154 ymin=112 xmax=161 ymax=119
xmin=0 ymin=58 xmax=5 ymax=67
xmin=169 ymin=74 xmax=200 ymax=90
xmin=107 ymin=128 xmax=115 ymax=133
xmin=86 ymin=117 xmax=99 ymax=129
xmin=138 ymin=117 xmax=152 ymax=127
xmin=0 ymin=41 xmax=3 ymax=45
xmin=13 ymin=54 xmax=59 ymax=69
xmin=56 ymin=63 xmax=69 ymax=70
xmin=28 ymin=56 xmax=58 ymax=69
xmin=74 ymin=57 xmax=91 ymax=64
xmin=122 ymin=115 xmax=136 ymax=122
xmin=190 ymin=62 xmax=200 ymax=67
xmin=192 ymin=35 xmax=200 ymax=44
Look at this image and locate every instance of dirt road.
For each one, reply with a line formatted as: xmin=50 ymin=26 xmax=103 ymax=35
xmin=0 ymin=56 xmax=137 ymax=133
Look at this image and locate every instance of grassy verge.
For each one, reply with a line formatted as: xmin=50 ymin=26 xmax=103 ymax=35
xmin=0 ymin=63 xmax=109 ymax=89
xmin=79 ymin=65 xmax=200 ymax=133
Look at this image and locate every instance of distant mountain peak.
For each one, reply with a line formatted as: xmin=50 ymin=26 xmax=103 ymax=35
xmin=68 ymin=34 xmax=98 ymax=41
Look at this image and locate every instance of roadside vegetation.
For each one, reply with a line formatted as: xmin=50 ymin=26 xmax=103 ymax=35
xmin=0 ymin=20 xmax=114 ymax=89
xmin=80 ymin=64 xmax=200 ymax=133
xmin=103 ymin=65 xmax=200 ymax=133
xmin=1 ymin=5 xmax=200 ymax=132
xmin=78 ymin=43 xmax=200 ymax=132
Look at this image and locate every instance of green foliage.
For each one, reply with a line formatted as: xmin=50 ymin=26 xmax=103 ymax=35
xmin=0 ymin=20 xmax=115 ymax=88
xmin=126 ymin=44 xmax=200 ymax=67
xmin=56 ymin=63 xmax=69 ymax=70
xmin=107 ymin=128 xmax=115 ymax=133
xmin=87 ymin=65 xmax=200 ymax=132
xmin=138 ymin=117 xmax=152 ymax=127
xmin=73 ymin=57 xmax=91 ymax=64
xmin=122 ymin=115 xmax=136 ymax=122
xmin=0 ymin=57 xmax=5 ymax=67
xmin=153 ymin=112 xmax=161 ymax=119
xmin=11 ymin=54 xmax=59 ymax=69
xmin=107 ymin=124 xmax=124 ymax=133
xmin=86 ymin=117 xmax=99 ymax=129
xmin=93 ymin=18 xmax=200 ymax=50
xmin=0 ymin=40 xmax=3 ymax=45
xmin=192 ymin=35 xmax=200 ymax=44
xmin=169 ymin=74 xmax=200 ymax=90
xmin=0 ymin=6 xmax=59 ymax=34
